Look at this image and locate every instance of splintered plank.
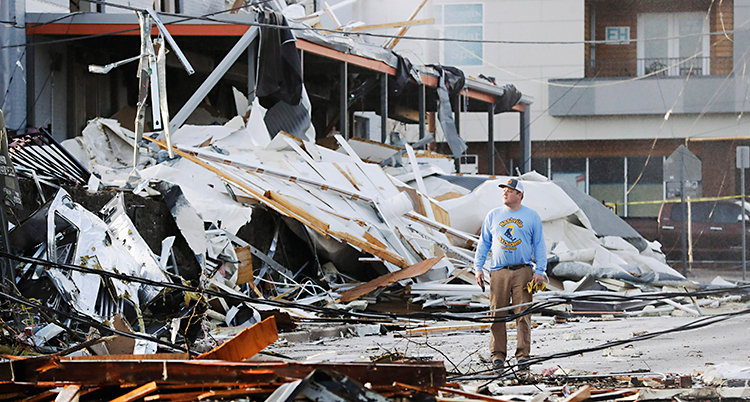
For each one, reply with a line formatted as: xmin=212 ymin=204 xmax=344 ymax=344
xmin=109 ymin=381 xmax=158 ymax=402
xmin=429 ymin=201 xmax=451 ymax=227
xmin=438 ymin=386 xmax=515 ymax=402
xmin=234 ymin=246 xmax=255 ymax=286
xmin=338 ymin=257 xmax=443 ymax=303
xmin=54 ymin=384 xmax=80 ymax=402
xmin=400 ymin=323 xmax=492 ymax=337
xmin=234 ymin=246 xmax=263 ymax=297
xmin=144 ymin=385 xmax=279 ymax=401
xmin=197 ymin=388 xmax=269 ymax=400
xmin=363 ymin=232 xmax=387 ymax=250
xmin=145 ymin=392 xmax=205 ymax=401
xmin=61 ymin=354 xmax=189 ymax=361
xmin=561 ymin=385 xmax=592 ymax=402
xmin=394 ymin=383 xmax=516 ymax=402
xmin=196 ymin=316 xmax=278 ymax=362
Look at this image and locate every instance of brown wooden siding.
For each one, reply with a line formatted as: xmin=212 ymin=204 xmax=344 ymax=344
xmin=711 ymin=0 xmax=734 ymax=75
xmin=585 ymin=0 xmax=733 ymax=77
xmin=585 ymin=1 xmax=591 ymax=66
xmin=591 ymin=1 xmax=638 ymax=77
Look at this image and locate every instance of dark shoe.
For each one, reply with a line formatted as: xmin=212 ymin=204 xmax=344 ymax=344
xmin=492 ymin=359 xmax=505 ymax=369
xmin=517 ymin=359 xmax=531 ymax=371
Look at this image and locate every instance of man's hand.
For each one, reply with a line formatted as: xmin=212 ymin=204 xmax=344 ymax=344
xmin=533 ymin=273 xmax=545 ymax=285
xmin=475 ymin=269 xmax=485 ymax=290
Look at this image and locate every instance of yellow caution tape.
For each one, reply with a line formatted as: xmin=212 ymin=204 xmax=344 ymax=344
xmin=613 ymin=194 xmax=746 ymax=207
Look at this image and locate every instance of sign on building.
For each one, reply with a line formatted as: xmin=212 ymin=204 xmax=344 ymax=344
xmin=605 ymin=27 xmax=630 ymax=44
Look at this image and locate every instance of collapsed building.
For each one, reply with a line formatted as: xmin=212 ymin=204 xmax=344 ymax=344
xmin=0 ymin=1 xmax=748 ymax=401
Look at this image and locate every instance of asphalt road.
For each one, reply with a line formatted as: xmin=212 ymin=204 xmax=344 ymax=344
xmin=269 ymin=298 xmax=750 ymax=378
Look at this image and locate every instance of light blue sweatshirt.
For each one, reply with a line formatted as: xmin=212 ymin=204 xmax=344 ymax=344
xmin=474 ymin=205 xmax=547 ymax=275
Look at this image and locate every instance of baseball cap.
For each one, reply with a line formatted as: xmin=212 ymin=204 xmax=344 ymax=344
xmin=499 ymin=178 xmax=524 ymax=194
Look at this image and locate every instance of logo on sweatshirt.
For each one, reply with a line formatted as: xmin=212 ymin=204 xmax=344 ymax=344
xmin=498 ymin=218 xmax=523 ymax=250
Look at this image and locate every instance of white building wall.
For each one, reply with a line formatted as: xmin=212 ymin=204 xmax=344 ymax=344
xmin=345 ymin=0 xmax=586 ymax=145
xmin=100 ymin=0 xmax=154 ymax=13
xmin=26 ymin=0 xmax=68 ymax=12
xmin=458 ymin=0 xmax=584 ymax=143
xmin=356 ymin=0 xmax=437 ymax=65
xmin=180 ymin=0 xmax=228 ymax=16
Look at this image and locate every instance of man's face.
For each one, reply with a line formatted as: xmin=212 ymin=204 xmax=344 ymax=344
xmin=502 ymin=187 xmax=523 ymax=208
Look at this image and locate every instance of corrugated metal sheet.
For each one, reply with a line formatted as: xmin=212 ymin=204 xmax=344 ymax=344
xmin=553 ymin=180 xmax=645 ymax=244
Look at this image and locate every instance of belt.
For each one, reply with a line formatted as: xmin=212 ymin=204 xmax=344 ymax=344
xmin=504 ymin=264 xmax=531 ymax=270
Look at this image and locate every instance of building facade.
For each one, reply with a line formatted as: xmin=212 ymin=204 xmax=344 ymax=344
xmin=349 ymin=0 xmax=750 ymax=217
xmin=8 ymin=0 xmax=750 ymax=218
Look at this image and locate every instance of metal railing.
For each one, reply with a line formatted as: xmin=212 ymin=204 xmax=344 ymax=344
xmin=8 ymin=127 xmax=91 ymax=186
xmin=585 ymin=56 xmax=728 ymax=78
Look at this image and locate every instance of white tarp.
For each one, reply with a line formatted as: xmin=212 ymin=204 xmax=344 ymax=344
xmin=439 ymin=177 xmax=583 ymax=236
xmin=422 ymin=173 xmax=685 ymax=283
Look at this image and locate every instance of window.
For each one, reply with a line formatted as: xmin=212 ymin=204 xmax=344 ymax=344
xmin=460 ymin=154 xmax=478 ymax=174
xmin=627 ymin=156 xmax=663 ymax=217
xmin=637 ymin=12 xmax=710 ymax=76
xmin=531 ymin=158 xmax=548 ymax=176
xmin=590 ymin=157 xmax=624 ymax=216
xmin=671 ymin=202 xmax=713 ymax=223
xmin=434 ymin=4 xmax=483 ymax=66
xmin=551 ymin=158 xmax=587 ymax=193
xmin=708 ymin=203 xmax=742 ymax=223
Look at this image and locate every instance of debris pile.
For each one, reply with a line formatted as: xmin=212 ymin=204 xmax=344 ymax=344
xmin=0 ymin=113 xmax=748 ymax=400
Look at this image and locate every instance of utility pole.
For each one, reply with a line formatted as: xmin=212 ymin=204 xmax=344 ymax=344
xmin=680 ymin=149 xmax=687 ymax=276
xmin=737 ymin=146 xmax=749 ymax=281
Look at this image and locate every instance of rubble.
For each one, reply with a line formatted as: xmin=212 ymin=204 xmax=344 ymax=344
xmin=1 ymin=3 xmax=749 ymax=402
xmin=2 ymin=108 xmax=748 ymax=400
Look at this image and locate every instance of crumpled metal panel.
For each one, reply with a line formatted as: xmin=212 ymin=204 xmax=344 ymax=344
xmin=44 ymin=189 xmax=165 ymax=320
xmin=293 ymin=21 xmax=400 ymax=70
xmin=100 ymin=192 xmax=170 ymax=304
xmin=264 ymin=369 xmax=393 ymax=402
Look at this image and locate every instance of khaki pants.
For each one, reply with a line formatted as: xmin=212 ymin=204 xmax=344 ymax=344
xmin=489 ymin=267 xmax=533 ymax=362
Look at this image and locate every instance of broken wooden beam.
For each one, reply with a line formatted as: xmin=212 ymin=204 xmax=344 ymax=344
xmin=561 ymin=385 xmax=592 ymax=402
xmin=347 ymin=18 xmax=434 ymax=32
xmin=338 ymin=256 xmax=442 ymax=302
xmin=1 ymin=358 xmax=446 ymax=388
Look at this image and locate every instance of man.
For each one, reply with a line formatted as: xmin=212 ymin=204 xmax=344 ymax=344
xmin=474 ymin=178 xmax=546 ymax=370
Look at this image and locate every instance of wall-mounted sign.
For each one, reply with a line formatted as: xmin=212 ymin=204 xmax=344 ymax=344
xmin=605 ymin=26 xmax=630 ymax=44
